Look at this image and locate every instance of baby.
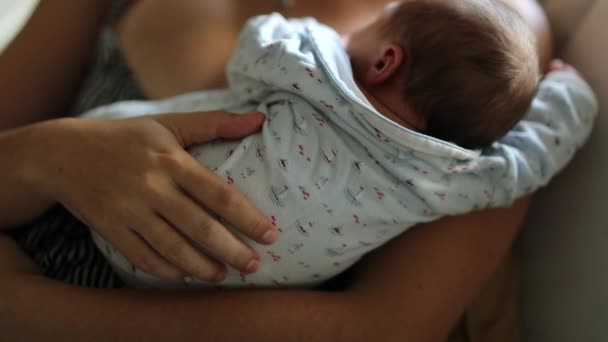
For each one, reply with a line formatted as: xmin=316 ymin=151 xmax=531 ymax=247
xmin=85 ymin=0 xmax=597 ymax=288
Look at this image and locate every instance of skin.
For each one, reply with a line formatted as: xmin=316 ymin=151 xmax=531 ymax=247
xmin=345 ymin=4 xmax=423 ymax=130
xmin=0 ymin=112 xmax=275 ymax=281
xmin=0 ymin=0 xmax=552 ymax=340
xmin=0 ymin=0 xmax=279 ymax=282
xmin=119 ymin=0 xmax=552 ymax=99
xmin=0 ymin=0 xmax=114 ymax=129
xmin=117 ymin=0 xmax=394 ymax=98
xmin=503 ymin=0 xmax=553 ymax=70
xmin=0 ymin=198 xmax=531 ymax=341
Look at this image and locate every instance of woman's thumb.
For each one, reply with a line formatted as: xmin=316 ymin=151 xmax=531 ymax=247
xmin=157 ymin=111 xmax=266 ymax=147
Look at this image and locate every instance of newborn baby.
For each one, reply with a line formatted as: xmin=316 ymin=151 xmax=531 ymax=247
xmin=85 ymin=0 xmax=597 ymax=288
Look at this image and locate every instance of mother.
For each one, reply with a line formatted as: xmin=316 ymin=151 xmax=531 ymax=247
xmin=0 ymin=0 xmax=550 ymax=340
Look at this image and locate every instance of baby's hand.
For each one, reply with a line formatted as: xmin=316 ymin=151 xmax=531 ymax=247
xmin=547 ymin=59 xmax=574 ymax=73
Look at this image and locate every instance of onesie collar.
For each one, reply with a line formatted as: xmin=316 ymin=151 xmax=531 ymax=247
xmin=305 ymin=26 xmax=481 ymax=160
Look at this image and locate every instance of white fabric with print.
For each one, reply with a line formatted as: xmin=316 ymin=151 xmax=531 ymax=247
xmin=84 ymin=13 xmax=598 ymax=288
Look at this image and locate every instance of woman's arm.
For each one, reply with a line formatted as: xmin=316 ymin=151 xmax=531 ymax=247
xmin=0 ymin=0 xmax=115 ymax=130
xmin=0 ymin=197 xmax=530 ymax=342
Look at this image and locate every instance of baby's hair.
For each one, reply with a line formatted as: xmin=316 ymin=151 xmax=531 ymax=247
xmin=382 ymin=0 xmax=540 ymax=149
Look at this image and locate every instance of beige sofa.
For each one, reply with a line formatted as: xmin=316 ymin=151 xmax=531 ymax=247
xmin=519 ymin=1 xmax=607 ymax=341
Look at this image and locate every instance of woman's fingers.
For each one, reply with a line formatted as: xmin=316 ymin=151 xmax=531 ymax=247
xmin=95 ymin=223 xmax=185 ymax=281
xmin=154 ymin=185 xmax=260 ymax=275
xmin=157 ymin=111 xmax=265 ymax=147
xmin=129 ymin=210 xmax=227 ymax=282
xmin=170 ymin=153 xmax=279 ymax=246
xmin=153 ymin=112 xmax=275 ymax=275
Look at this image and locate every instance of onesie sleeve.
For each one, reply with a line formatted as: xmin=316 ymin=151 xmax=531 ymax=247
xmin=225 ymin=13 xmax=321 ymax=104
xmin=484 ymin=68 xmax=598 ymax=205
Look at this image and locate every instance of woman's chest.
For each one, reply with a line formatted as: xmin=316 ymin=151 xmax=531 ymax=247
xmin=115 ymin=0 xmax=392 ymax=97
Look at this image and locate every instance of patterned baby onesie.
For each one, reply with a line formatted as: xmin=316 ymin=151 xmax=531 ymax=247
xmin=84 ymin=14 xmax=598 ymax=288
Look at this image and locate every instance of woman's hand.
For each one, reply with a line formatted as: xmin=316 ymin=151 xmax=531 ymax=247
xmin=8 ymin=111 xmax=277 ymax=282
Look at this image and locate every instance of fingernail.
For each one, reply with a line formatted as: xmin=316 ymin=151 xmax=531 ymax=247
xmin=214 ymin=268 xmax=227 ymax=282
xmin=262 ymin=229 xmax=278 ymax=244
xmin=245 ymin=259 xmax=259 ymax=274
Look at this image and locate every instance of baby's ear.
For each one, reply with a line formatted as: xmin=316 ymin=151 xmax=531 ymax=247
xmin=366 ymin=43 xmax=405 ymax=84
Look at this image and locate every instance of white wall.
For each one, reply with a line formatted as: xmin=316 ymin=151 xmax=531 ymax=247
xmin=0 ymin=0 xmax=38 ymax=52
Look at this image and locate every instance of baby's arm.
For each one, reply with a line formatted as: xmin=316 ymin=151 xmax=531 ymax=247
xmin=486 ymin=62 xmax=598 ymax=205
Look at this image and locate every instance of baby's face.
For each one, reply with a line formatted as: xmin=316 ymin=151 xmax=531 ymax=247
xmin=346 ymin=1 xmax=401 ymax=81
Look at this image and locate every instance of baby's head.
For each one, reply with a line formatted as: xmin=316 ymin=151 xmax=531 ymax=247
xmin=346 ymin=0 xmax=540 ymax=149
